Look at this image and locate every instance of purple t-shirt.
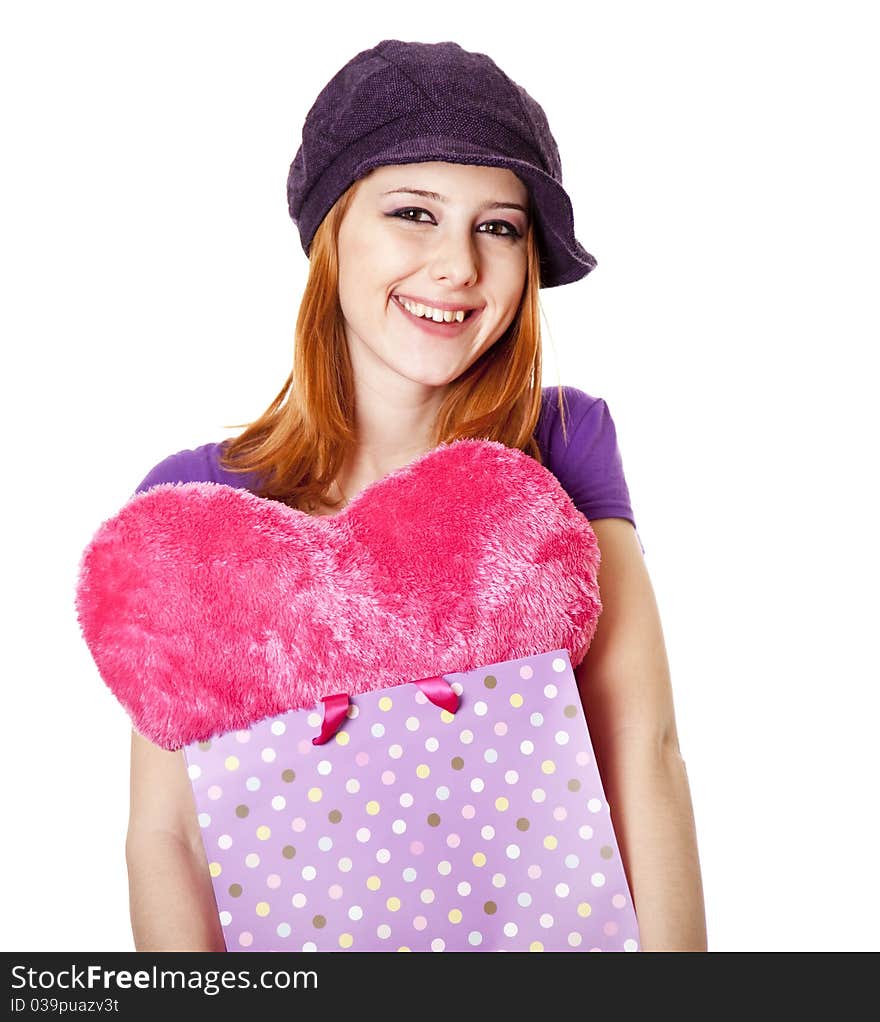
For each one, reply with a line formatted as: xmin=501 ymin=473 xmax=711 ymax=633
xmin=134 ymin=386 xmax=643 ymax=554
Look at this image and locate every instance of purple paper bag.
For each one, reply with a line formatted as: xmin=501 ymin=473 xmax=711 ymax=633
xmin=184 ymin=649 xmax=640 ymax=952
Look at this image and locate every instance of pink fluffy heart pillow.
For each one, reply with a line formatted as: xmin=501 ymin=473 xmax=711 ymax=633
xmin=75 ymin=438 xmax=602 ymax=750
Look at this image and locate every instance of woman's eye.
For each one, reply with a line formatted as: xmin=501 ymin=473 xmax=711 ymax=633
xmin=393 ymin=207 xmax=434 ymax=223
xmin=390 ymin=208 xmax=521 ymax=239
xmin=479 ymin=221 xmax=520 ymax=238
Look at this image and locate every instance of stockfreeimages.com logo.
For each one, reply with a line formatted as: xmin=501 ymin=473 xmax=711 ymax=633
xmin=10 ymin=965 xmax=318 ymax=997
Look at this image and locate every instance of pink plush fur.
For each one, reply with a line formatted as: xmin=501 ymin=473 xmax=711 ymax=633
xmin=75 ymin=438 xmax=602 ymax=750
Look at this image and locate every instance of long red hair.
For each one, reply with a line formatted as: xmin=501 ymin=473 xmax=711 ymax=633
xmin=218 ymin=177 xmax=571 ymax=513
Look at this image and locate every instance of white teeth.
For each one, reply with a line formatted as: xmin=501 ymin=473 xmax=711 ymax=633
xmin=398 ymin=296 xmax=467 ymax=323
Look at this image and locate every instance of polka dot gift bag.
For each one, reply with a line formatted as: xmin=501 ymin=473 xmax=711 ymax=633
xmin=184 ymin=650 xmax=639 ymax=952
xmin=76 ymin=438 xmax=640 ymax=952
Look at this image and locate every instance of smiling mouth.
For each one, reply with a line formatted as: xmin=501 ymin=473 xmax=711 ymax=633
xmin=391 ymin=294 xmax=480 ymax=330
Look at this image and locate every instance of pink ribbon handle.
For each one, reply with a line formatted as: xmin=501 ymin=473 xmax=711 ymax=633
xmin=312 ymin=692 xmax=351 ymax=746
xmin=412 ymin=675 xmax=460 ymax=713
xmin=311 ymin=675 xmax=459 ymax=745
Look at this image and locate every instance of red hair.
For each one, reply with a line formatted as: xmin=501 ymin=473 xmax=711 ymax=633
xmin=218 ymin=177 xmax=571 ymax=513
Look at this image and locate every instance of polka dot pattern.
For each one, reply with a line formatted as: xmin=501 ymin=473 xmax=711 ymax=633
xmin=184 ymin=650 xmax=640 ymax=952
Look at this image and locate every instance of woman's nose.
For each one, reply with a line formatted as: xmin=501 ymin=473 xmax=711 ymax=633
xmin=427 ymin=230 xmax=479 ymax=287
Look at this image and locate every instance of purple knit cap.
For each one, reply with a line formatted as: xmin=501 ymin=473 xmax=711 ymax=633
xmin=287 ymin=39 xmax=597 ymax=289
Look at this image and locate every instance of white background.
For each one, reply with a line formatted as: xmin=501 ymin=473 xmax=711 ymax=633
xmin=2 ymin=0 xmax=877 ymax=952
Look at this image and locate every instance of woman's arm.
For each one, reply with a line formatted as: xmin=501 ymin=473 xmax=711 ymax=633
xmin=575 ymin=518 xmax=708 ymax=951
xmin=126 ymin=729 xmax=227 ymax=951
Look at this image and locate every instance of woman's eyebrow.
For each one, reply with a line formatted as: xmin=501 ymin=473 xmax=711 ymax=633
xmin=382 ymin=187 xmax=529 ymax=214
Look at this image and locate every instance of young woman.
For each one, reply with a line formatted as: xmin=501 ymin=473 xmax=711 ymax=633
xmin=124 ymin=39 xmax=707 ymax=952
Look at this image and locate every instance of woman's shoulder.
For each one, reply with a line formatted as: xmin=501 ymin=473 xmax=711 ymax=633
xmin=132 ymin=439 xmax=257 ymax=495
xmin=536 ymin=384 xmax=605 ymax=445
xmin=536 ymin=384 xmax=640 ymax=544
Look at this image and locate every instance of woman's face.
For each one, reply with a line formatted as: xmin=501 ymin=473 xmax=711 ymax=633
xmin=336 ymin=161 xmax=530 ymax=391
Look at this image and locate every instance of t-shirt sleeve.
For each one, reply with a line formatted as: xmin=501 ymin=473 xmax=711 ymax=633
xmin=548 ymin=388 xmax=645 ymax=555
xmin=132 ymin=445 xmax=218 ymax=496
